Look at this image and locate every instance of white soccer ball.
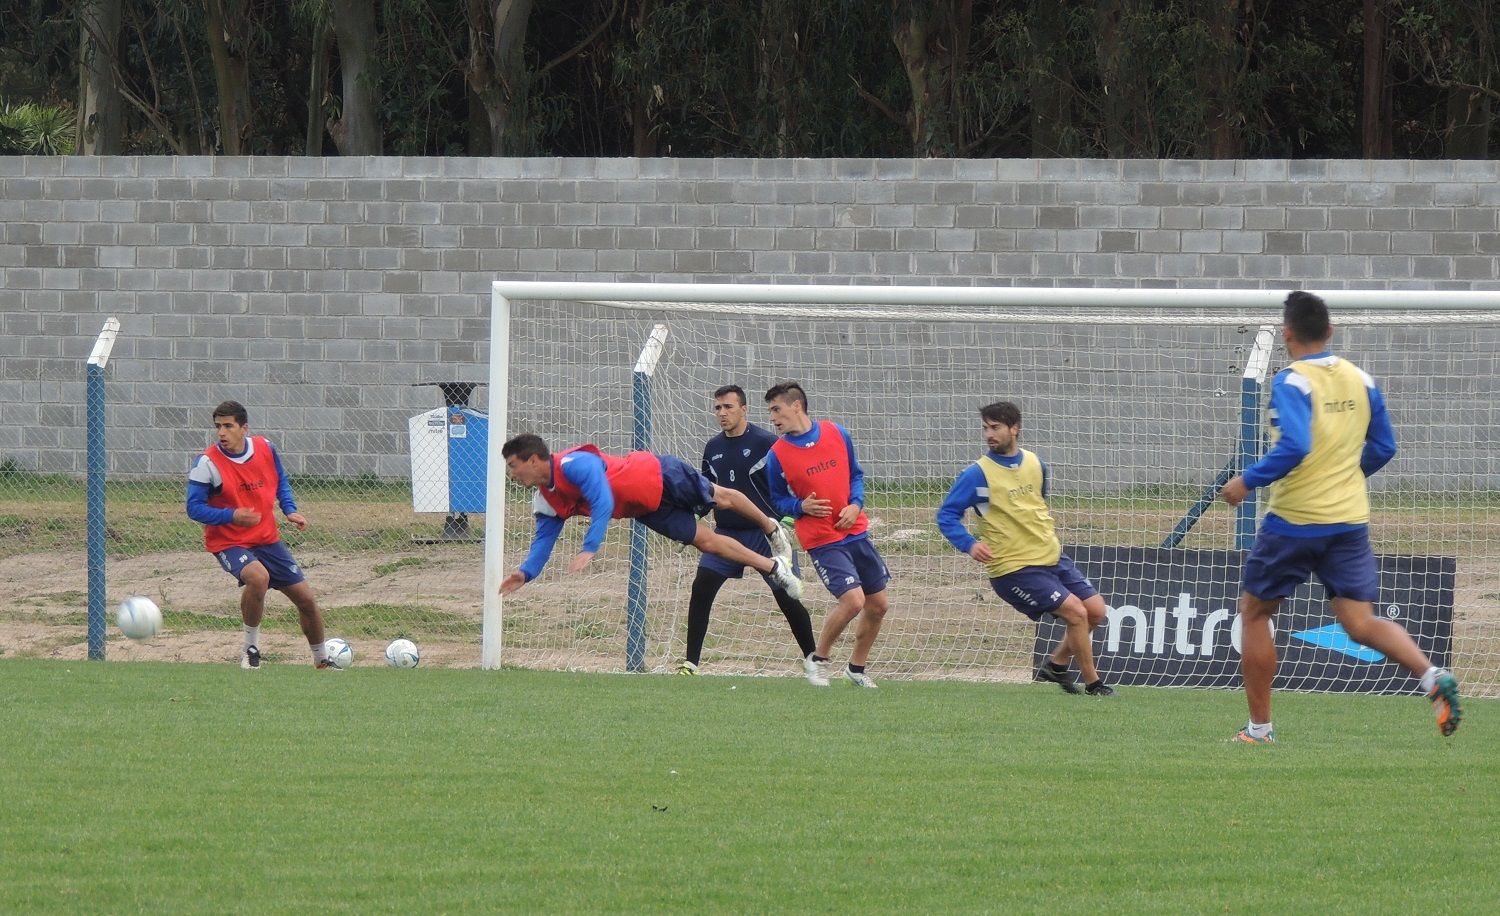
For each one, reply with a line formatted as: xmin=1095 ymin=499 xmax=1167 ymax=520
xmin=115 ymin=596 xmax=162 ymax=640
xmin=324 ymin=637 xmax=354 ymax=669
xmin=384 ymin=638 xmax=420 ymax=669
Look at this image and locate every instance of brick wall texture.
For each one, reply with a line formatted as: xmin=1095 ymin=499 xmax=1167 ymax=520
xmin=2 ymin=156 xmax=1497 ymax=480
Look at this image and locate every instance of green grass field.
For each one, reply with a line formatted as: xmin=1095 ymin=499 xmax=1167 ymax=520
xmin=2 ymin=660 xmax=1493 ymax=913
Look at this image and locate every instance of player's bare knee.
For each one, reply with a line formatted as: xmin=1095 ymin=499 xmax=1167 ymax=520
xmin=240 ymin=564 xmax=270 ymax=591
xmin=1054 ymin=600 xmax=1085 ymax=626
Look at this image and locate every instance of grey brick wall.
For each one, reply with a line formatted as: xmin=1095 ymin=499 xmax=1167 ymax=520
xmin=2 ymin=156 xmax=1497 ymax=482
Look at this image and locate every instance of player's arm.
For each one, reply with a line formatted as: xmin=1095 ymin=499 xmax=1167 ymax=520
xmin=834 ymin=423 xmax=865 ymax=529
xmin=502 ymin=498 xmax=564 ymax=594
xmin=1361 ymin=383 xmax=1397 ymax=476
xmin=765 ymin=450 xmax=803 ymax=519
xmin=1223 ymin=371 xmax=1310 ymax=505
xmin=268 ymin=441 xmax=308 ymax=530
xmin=185 ymin=456 xmax=244 ymax=526
xmin=552 ymin=451 xmax=613 ymax=574
xmin=936 ymin=464 xmax=986 ymax=560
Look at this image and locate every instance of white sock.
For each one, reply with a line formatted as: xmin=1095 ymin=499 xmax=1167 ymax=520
xmin=243 ymin=625 xmax=259 ymax=650
xmin=1246 ymin=721 xmax=1273 ymax=739
xmin=312 ymin=642 xmax=328 ymax=663
xmin=1419 ymin=666 xmax=1439 ymax=693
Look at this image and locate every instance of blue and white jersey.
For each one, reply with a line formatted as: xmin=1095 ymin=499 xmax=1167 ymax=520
xmin=701 ymin=423 xmax=779 ymax=530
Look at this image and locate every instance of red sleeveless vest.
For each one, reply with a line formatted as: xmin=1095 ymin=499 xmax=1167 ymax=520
xmin=536 ymin=445 xmax=664 ymax=519
xmin=770 ymin=421 xmax=868 ymax=550
xmin=202 ymin=436 xmax=282 ymax=552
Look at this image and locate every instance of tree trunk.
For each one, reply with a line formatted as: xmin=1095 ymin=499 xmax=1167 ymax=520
xmin=1203 ymin=0 xmax=1245 ymax=158
xmin=1027 ymin=0 xmax=1073 ymax=156
xmin=1094 ymin=0 xmax=1133 ymax=156
xmin=1446 ymin=87 xmax=1490 ymax=158
xmin=202 ymin=0 xmax=255 ymax=154
xmin=628 ymin=0 xmax=659 ymax=157
xmin=464 ymin=0 xmax=535 ymax=155
xmin=757 ymin=0 xmax=806 ymax=156
xmin=331 ymin=0 xmax=383 ymax=155
xmin=77 ymin=0 xmax=124 ymax=154
xmin=305 ymin=17 xmax=332 ymax=155
xmin=891 ymin=0 xmax=966 ymax=156
xmin=1361 ymin=0 xmax=1392 ymax=157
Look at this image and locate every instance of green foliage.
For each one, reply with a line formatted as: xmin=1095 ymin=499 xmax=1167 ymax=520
xmin=0 ymin=0 xmax=1497 ymax=159
xmin=0 ymin=99 xmax=75 ymax=154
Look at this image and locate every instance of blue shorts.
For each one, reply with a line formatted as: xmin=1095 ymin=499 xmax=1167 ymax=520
xmin=1241 ymin=527 xmax=1379 ymax=602
xmin=215 ymin=541 xmax=306 ymax=590
xmin=698 ymin=526 xmax=801 ymax=584
xmin=989 ymin=553 xmax=1099 ymax=621
xmin=808 ymin=537 xmax=890 ymax=599
xmin=636 ymin=455 xmax=714 ymax=545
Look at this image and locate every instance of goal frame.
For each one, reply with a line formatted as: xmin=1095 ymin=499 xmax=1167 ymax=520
xmin=483 ymin=281 xmax=1500 ymax=671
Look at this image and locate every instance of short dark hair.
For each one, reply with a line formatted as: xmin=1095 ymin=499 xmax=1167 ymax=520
xmin=501 ymin=433 xmax=550 ymax=462
xmin=764 ymin=381 xmax=808 ymax=411
xmin=1283 ymin=290 xmax=1331 ymax=343
xmin=713 ymin=384 xmax=746 ymax=406
xmin=980 ymin=401 xmax=1021 ymax=427
xmin=213 ymin=400 xmax=248 ymax=425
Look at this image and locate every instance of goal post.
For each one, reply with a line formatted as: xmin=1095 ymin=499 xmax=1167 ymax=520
xmin=487 ymin=281 xmax=1500 ymax=696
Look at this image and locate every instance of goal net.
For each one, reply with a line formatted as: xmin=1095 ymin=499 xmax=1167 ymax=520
xmin=488 ymin=283 xmax=1500 ymax=698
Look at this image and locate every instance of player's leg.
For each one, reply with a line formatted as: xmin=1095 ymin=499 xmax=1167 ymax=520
xmin=216 ymin=547 xmax=268 ymax=669
xmin=710 ymin=482 xmax=792 ymax=559
xmin=690 ymin=525 xmax=801 ymax=598
xmin=685 ymin=567 xmax=729 ymax=670
xmin=257 ymin=542 xmax=330 ymax=667
xmin=1331 ymin=597 xmax=1462 ymax=736
xmin=847 ymin=587 xmax=888 ymax=668
xmin=1318 ymin=527 xmax=1461 ymax=735
xmin=815 ymin=585 xmax=865 ymax=660
xmin=1238 ymin=591 xmax=1282 ymax=729
xmin=1051 ymin=595 xmax=1100 ymax=686
xmin=770 ymin=588 xmax=818 ymax=659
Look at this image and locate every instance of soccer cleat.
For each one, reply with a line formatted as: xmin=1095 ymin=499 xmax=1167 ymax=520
xmin=844 ymin=668 xmax=878 ymax=689
xmin=1429 ymin=670 xmax=1462 ymax=737
xmin=768 ymin=557 xmax=803 ymax=600
xmin=1084 ymin=681 xmax=1115 ymax=697
xmin=804 ymin=655 xmax=830 ymax=687
xmin=1036 ymin=662 xmax=1081 ymax=694
xmin=677 ymin=660 xmax=700 ymax=676
xmin=768 ymin=525 xmax=794 ymax=564
xmin=1231 ymin=726 xmax=1275 ymax=744
xmin=241 ymin=645 xmax=261 ymax=670
xmin=315 ymin=658 xmax=341 ymax=670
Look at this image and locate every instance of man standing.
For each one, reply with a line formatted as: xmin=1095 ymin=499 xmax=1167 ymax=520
xmin=764 ymin=382 xmax=890 ymax=688
xmin=498 ymin=434 xmax=800 ymax=599
xmin=186 ymin=400 xmax=334 ymax=669
xmin=682 ymin=385 xmax=819 ymax=678
xmin=1220 ymin=291 xmax=1461 ymax=742
xmin=936 ymin=401 xmax=1113 ymax=696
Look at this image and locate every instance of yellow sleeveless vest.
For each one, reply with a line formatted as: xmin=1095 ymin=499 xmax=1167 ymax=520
xmin=1267 ymin=358 xmax=1373 ymax=526
xmin=976 ymin=451 xmax=1062 ymax=577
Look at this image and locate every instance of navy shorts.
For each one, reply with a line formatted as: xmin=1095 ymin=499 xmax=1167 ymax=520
xmin=698 ymin=526 xmax=801 ymax=583
xmin=215 ymin=541 xmax=306 ymax=590
xmin=989 ymin=553 xmax=1099 ymax=621
xmin=636 ymin=455 xmax=714 ymax=545
xmin=808 ymin=536 xmax=890 ymax=599
xmin=1241 ymin=527 xmax=1379 ymax=602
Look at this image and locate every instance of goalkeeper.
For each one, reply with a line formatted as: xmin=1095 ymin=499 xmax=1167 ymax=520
xmin=936 ymin=401 xmax=1114 ymax=696
xmin=498 ymin=433 xmax=801 ymax=599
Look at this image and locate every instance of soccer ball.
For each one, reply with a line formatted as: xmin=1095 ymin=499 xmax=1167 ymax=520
xmin=384 ymin=638 xmax=420 ymax=668
xmin=115 ymin=596 xmax=162 ymax=640
xmin=324 ymin=637 xmax=354 ymax=669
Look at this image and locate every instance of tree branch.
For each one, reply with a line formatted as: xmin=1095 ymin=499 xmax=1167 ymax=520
xmin=850 ymin=75 xmax=906 ymax=128
xmin=537 ymin=0 xmax=621 ymax=80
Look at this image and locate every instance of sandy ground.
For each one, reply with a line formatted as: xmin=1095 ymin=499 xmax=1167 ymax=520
xmin=3 ymin=508 xmax=1496 ymax=696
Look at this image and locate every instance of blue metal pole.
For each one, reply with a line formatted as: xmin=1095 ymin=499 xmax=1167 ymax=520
xmin=86 ymin=362 xmax=107 ymax=660
xmin=1235 ymin=374 xmax=1261 ymax=550
xmin=625 ymin=370 xmax=651 ymax=672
